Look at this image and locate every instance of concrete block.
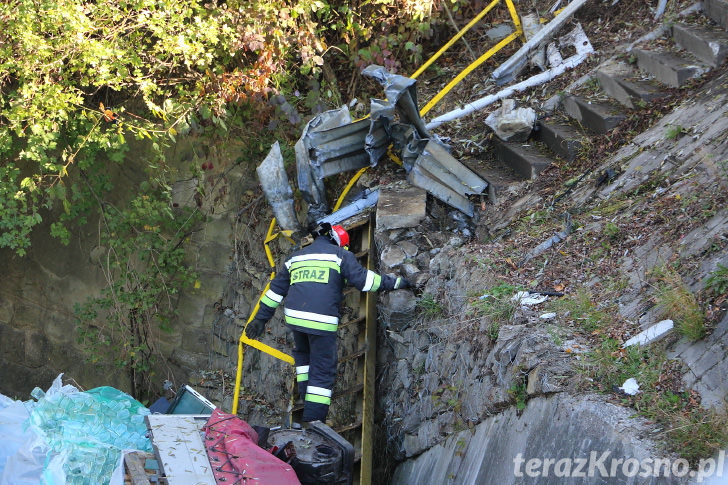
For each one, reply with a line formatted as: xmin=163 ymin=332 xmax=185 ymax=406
xmin=705 ymin=0 xmax=728 ymax=30
xmin=493 ymin=139 xmax=552 ymax=180
xmin=563 ymin=95 xmax=626 ymax=134
xmin=634 ymin=49 xmax=706 ymax=88
xmin=672 ymin=23 xmax=728 ymax=68
xmin=535 ymin=121 xmax=583 ymax=161
xmin=596 ymin=62 xmax=664 ymax=108
xmin=467 ymin=162 xmax=522 ymax=205
xmin=376 ymin=184 xmax=427 ymax=230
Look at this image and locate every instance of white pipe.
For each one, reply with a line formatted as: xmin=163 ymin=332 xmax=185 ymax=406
xmin=654 ymin=0 xmax=668 ymax=19
xmin=492 ymin=0 xmax=589 ymax=83
xmin=425 ymin=53 xmax=590 ymax=130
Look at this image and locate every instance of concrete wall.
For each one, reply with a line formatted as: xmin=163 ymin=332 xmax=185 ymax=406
xmin=392 ymin=393 xmax=685 ymax=485
xmin=0 ymin=135 xmax=267 ymax=400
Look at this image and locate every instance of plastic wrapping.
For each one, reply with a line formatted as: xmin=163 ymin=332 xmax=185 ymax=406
xmin=1 ymin=374 xmax=151 ymax=485
xmin=0 ymin=395 xmax=45 ymax=484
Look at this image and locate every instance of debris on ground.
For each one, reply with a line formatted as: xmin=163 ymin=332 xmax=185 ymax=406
xmin=623 ymin=319 xmax=675 ymax=348
xmin=511 ymin=291 xmax=549 ymax=306
xmin=519 ymin=212 xmax=573 ymax=267
xmin=485 ymin=98 xmax=536 ymax=142
xmin=618 ymin=378 xmax=641 ymax=396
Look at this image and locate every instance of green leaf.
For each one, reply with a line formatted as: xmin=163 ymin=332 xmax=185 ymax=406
xmin=20 ymin=177 xmax=36 ymax=191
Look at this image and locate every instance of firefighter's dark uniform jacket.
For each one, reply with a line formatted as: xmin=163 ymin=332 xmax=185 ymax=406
xmin=255 ymin=236 xmax=404 ymax=421
xmin=255 ymin=236 xmax=403 ymax=335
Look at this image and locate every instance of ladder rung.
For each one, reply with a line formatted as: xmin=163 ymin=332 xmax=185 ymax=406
xmin=340 ymin=316 xmax=365 ymax=328
xmin=339 ymin=346 xmax=367 ymax=363
xmin=335 ymin=420 xmax=362 ymax=434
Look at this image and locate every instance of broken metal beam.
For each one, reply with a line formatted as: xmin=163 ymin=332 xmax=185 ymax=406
xmin=408 ymin=164 xmax=473 ymax=216
xmin=427 ymin=24 xmax=593 ymax=129
xmin=406 ymin=140 xmax=488 ymax=216
xmin=316 ymin=188 xmax=379 ymax=227
xmin=492 ymin=0 xmax=589 ymax=84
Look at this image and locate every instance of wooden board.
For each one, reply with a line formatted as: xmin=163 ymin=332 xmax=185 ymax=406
xmin=145 ymin=415 xmax=216 ymax=485
xmin=124 ymin=452 xmax=151 ymax=485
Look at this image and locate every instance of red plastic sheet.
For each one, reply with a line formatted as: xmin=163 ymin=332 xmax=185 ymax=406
xmin=204 ymin=409 xmax=300 ymax=484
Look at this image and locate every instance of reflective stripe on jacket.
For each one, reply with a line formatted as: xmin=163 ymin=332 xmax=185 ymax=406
xmin=256 ymin=236 xmax=401 ymax=335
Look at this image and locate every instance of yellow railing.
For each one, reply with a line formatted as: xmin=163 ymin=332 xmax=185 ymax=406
xmin=231 ymin=0 xmax=526 ymax=415
xmin=231 ymin=218 xmax=295 ymax=414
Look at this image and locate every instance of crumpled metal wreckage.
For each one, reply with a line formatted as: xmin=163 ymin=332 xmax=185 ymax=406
xmin=258 ymin=65 xmax=489 ymax=233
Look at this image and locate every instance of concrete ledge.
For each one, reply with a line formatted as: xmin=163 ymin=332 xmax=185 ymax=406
xmin=535 ymin=121 xmax=583 ymax=161
xmin=634 ymin=48 xmax=706 ymax=88
xmin=562 ymin=95 xmax=626 ymax=134
xmin=705 ymin=0 xmax=728 ymax=30
xmin=376 ymin=184 xmax=427 ymax=230
xmin=672 ymin=23 xmax=728 ymax=68
xmin=493 ymin=139 xmax=552 ymax=180
xmin=596 ymin=62 xmax=665 ymax=108
xmin=470 ymin=164 xmax=523 ymax=204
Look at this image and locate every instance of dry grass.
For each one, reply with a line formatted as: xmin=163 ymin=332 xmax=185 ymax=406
xmin=652 ymin=266 xmax=706 ymax=341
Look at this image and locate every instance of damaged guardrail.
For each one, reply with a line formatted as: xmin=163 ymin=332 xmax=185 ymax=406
xmin=427 ymin=22 xmax=594 ymax=130
xmin=259 ymin=65 xmax=490 ymax=227
xmin=492 ymin=0 xmax=590 ymax=84
xmin=407 ymin=141 xmax=487 ymax=217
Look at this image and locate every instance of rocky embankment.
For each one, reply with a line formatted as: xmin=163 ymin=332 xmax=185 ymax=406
xmin=375 ymin=37 xmax=728 ymax=485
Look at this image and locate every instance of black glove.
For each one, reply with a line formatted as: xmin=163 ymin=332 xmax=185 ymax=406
xmin=395 ymin=277 xmax=412 ymax=289
xmin=246 ymin=319 xmax=266 ymax=339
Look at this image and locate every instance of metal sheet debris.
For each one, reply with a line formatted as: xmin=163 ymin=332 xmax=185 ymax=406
xmin=406 ymin=141 xmax=488 ymax=217
xmin=146 ymin=415 xmax=216 ymax=485
xmin=257 ymin=141 xmax=303 ymax=233
xmin=260 ymin=64 xmax=493 ymax=225
xmin=361 ymin=65 xmax=431 ymax=140
xmin=295 ymin=106 xmax=351 ymax=221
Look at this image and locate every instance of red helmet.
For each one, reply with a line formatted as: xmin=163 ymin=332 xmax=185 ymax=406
xmin=331 ymin=225 xmax=349 ymax=248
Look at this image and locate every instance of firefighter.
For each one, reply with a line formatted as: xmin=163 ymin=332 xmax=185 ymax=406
xmin=245 ymin=223 xmax=410 ymax=422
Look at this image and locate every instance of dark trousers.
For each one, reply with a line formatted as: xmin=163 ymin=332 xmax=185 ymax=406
xmin=292 ymin=329 xmax=337 ymax=422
